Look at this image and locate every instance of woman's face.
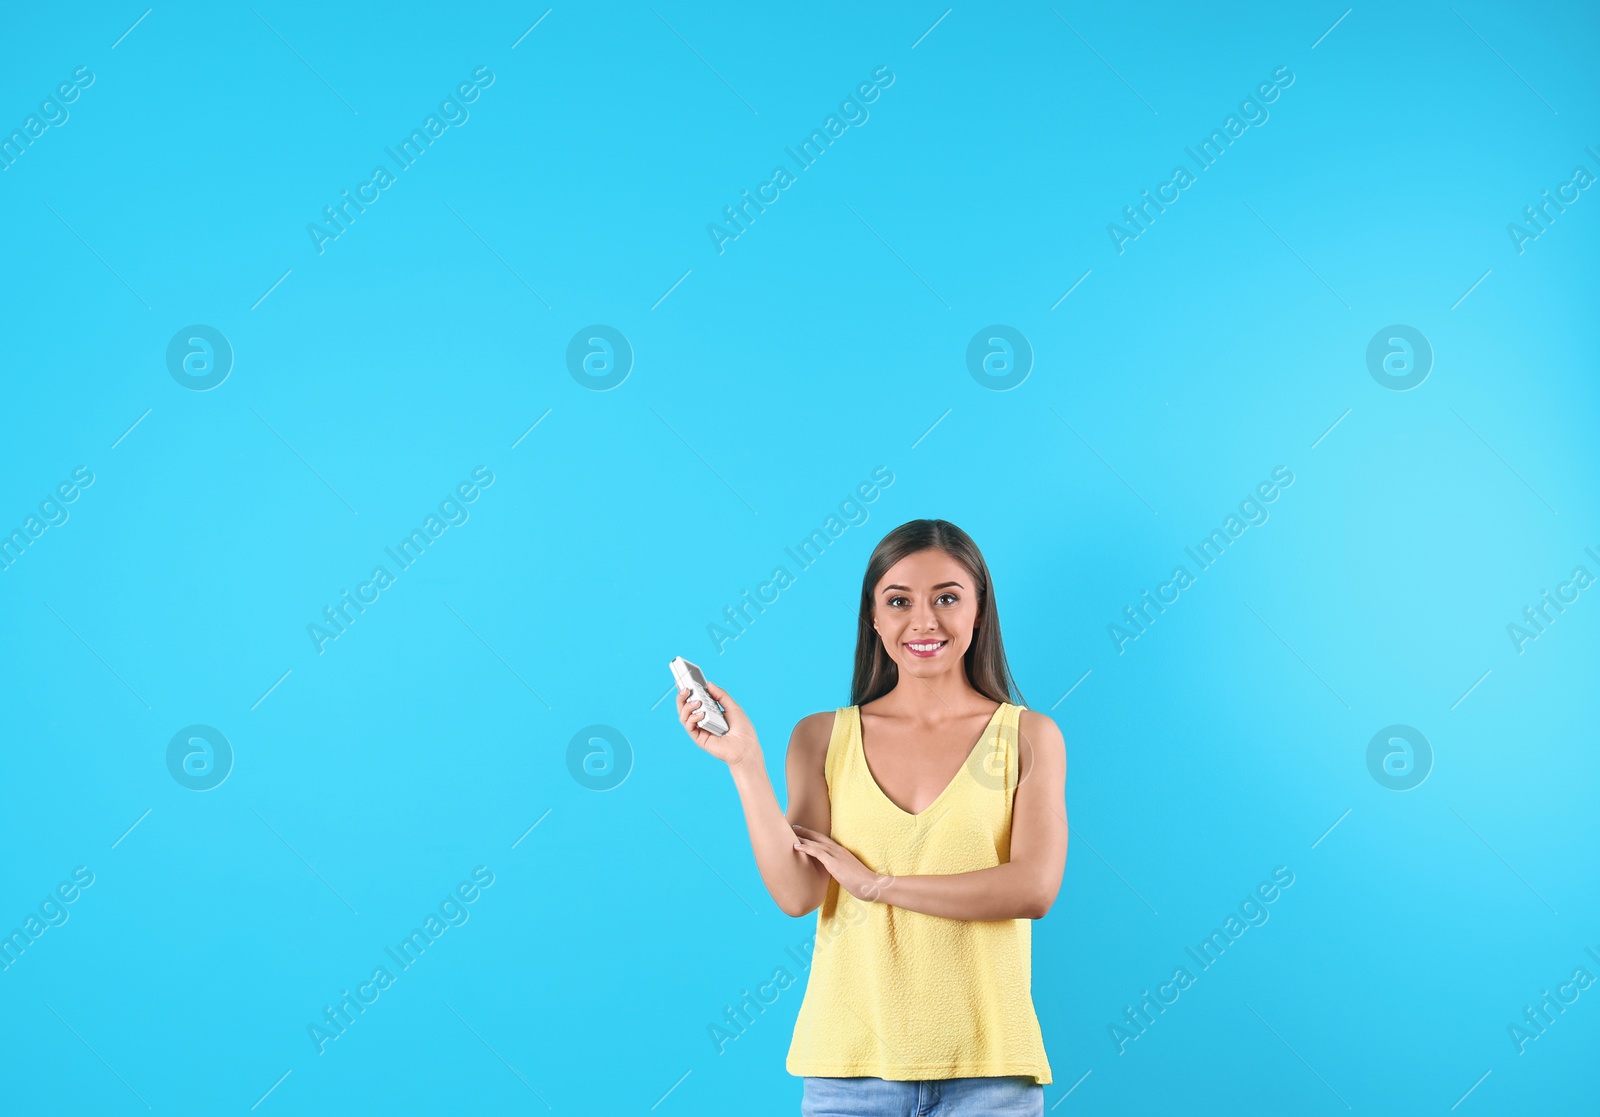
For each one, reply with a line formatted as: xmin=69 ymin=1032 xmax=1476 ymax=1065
xmin=871 ymin=548 xmax=982 ymax=680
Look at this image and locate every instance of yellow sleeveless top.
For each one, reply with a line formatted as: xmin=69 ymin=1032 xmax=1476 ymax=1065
xmin=785 ymin=702 xmax=1052 ymax=1084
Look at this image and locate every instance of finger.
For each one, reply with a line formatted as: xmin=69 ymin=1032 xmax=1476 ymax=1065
xmin=702 ymin=681 xmax=739 ymax=712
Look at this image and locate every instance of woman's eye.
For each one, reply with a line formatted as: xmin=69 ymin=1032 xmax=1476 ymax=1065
xmin=888 ymin=596 xmax=908 ymax=608
xmin=937 ymin=593 xmax=958 ymax=606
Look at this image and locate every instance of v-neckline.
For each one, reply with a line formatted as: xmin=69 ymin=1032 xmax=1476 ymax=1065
xmin=854 ymin=703 xmax=1007 ymax=819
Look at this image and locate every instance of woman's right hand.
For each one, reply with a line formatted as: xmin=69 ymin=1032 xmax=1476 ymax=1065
xmin=676 ymin=680 xmax=760 ymax=769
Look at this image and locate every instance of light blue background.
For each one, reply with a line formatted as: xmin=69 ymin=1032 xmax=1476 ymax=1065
xmin=1 ymin=2 xmax=1596 ymax=1113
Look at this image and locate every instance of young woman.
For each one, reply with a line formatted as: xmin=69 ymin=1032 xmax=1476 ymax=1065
xmin=675 ymin=519 xmax=1067 ymax=1116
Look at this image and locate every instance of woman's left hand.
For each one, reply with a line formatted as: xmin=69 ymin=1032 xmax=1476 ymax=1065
xmin=791 ymin=825 xmax=892 ymax=903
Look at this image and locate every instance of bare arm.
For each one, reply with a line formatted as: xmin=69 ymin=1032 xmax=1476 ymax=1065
xmin=731 ymin=712 xmax=832 ymax=917
xmin=677 ymin=683 xmax=832 ymax=918
xmin=793 ymin=709 xmax=1067 ymax=921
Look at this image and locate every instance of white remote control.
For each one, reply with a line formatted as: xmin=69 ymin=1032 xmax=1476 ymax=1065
xmin=670 ymin=657 xmax=730 ymax=735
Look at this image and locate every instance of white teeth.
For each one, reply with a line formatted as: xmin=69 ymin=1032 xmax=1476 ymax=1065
xmin=907 ymin=641 xmax=945 ymax=652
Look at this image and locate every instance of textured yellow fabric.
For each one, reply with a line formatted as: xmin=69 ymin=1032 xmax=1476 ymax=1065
xmin=785 ymin=702 xmax=1053 ymax=1085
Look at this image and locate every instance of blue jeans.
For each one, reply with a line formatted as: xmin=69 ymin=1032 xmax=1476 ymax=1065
xmin=801 ymin=1076 xmax=1043 ymax=1116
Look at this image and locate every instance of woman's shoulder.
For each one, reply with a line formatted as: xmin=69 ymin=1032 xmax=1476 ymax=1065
xmin=788 ymin=709 xmax=844 ymax=753
xmin=1017 ymin=707 xmax=1066 ymax=748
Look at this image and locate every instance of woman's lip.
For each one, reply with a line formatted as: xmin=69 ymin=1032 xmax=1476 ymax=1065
xmin=903 ymin=640 xmax=947 ymax=658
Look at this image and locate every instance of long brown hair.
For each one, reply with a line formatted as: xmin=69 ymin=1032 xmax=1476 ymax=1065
xmin=850 ymin=519 xmax=1024 ymax=707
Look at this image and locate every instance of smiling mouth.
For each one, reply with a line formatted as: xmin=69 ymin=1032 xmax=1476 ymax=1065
xmin=904 ymin=640 xmax=948 ymax=658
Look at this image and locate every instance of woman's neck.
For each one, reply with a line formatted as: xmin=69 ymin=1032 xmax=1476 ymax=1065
xmin=871 ymin=671 xmax=995 ymax=719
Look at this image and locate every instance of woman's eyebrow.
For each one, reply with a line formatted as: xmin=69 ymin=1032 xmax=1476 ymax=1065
xmin=881 ymin=581 xmax=965 ymax=592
